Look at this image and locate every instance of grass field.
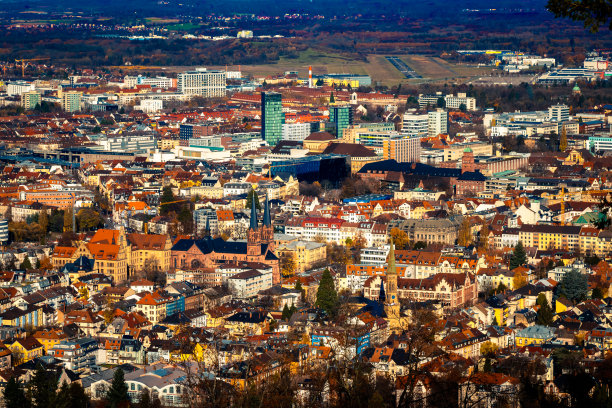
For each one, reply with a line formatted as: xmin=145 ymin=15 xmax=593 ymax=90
xmin=119 ymin=49 xmax=493 ymax=87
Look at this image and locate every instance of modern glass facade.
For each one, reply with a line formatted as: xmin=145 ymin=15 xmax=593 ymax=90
xmin=329 ymin=105 xmax=354 ymax=138
xmin=261 ymin=92 xmax=284 ymax=146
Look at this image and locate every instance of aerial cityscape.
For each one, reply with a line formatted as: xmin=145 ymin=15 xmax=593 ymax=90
xmin=0 ymin=0 xmax=610 ymax=407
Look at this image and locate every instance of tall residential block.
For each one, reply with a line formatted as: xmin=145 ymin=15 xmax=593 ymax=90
xmin=329 ymin=105 xmax=354 ymax=138
xmin=383 ymin=136 xmax=421 ymax=163
xmin=261 ymin=92 xmax=284 ymax=146
xmin=177 ymin=68 xmax=226 ymax=97
xmin=427 ymin=109 xmax=448 ymax=137
xmin=61 ymin=91 xmax=82 ymax=112
xmin=21 ymin=91 xmax=41 ymax=110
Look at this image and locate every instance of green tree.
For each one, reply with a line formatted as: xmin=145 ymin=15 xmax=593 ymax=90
xmin=547 ymin=0 xmax=612 ymax=32
xmin=246 ymin=189 xmax=261 ymax=211
xmin=509 ymin=241 xmax=527 ymax=269
xmin=77 ymin=208 xmax=103 ymax=231
xmin=559 ymin=269 xmax=588 ymax=304
xmin=67 ymin=382 xmax=89 ymax=408
xmin=316 ymin=269 xmax=338 ymax=317
xmin=295 ymin=280 xmax=305 ymax=302
xmin=592 ymin=286 xmax=605 ymax=299
xmin=19 ymin=256 xmax=32 ymax=271
xmin=282 ymin=304 xmax=291 ymax=321
xmin=160 ymin=186 xmax=181 ymax=215
xmin=177 ymin=207 xmax=194 ymax=234
xmin=436 ymin=96 xmax=446 ymax=108
xmin=29 ymin=364 xmax=57 ymax=408
xmin=536 ymin=293 xmax=554 ymax=326
xmin=3 ymin=377 xmax=29 ymax=408
xmin=106 ymin=368 xmax=129 ymax=408
xmin=329 ymin=91 xmax=335 ymax=104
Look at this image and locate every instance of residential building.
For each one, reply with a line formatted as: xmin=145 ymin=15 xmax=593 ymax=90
xmin=382 ymin=136 xmax=421 ymax=163
xmin=61 ymin=91 xmax=82 ymax=112
xmin=177 ymin=68 xmax=226 ymax=97
xmin=21 ymin=91 xmax=41 ymax=109
xmin=428 ymin=109 xmax=448 ymax=137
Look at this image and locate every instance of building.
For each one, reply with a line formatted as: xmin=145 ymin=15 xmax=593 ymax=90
xmin=275 ymin=240 xmax=327 ymax=273
xmin=127 ymin=233 xmax=172 ymax=274
xmin=6 ymin=81 xmax=34 ymax=96
xmin=418 ymin=92 xmax=477 ymax=111
xmin=228 ymin=269 xmax=274 ymax=299
xmin=548 ymin=104 xmax=570 ymax=123
xmin=329 ymin=105 xmax=354 ymax=137
xmin=282 ymin=123 xmax=312 ymax=141
xmin=382 ymin=136 xmax=421 ymax=163
xmin=261 ymin=92 xmax=285 ymax=146
xmin=177 ymin=68 xmax=226 ymax=97
xmin=21 ymin=91 xmax=41 ymax=109
xmin=515 ymin=325 xmax=555 ymax=347
xmin=48 ymin=337 xmax=98 ymax=372
xmin=401 ymin=112 xmax=429 ymax=137
xmin=428 ymin=109 xmax=448 ymax=137
xmin=171 ymin=198 xmax=280 ymax=284
xmin=0 ymin=219 xmax=8 ymax=244
xmin=61 ymin=91 xmax=82 ymax=112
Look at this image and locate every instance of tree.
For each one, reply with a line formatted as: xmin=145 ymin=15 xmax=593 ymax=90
xmin=509 ymin=241 xmax=527 ymax=269
xmin=177 ymin=207 xmax=194 ymax=234
xmin=330 ymin=91 xmax=335 ymax=104
xmin=480 ymin=341 xmax=499 ymax=357
xmin=513 ymin=270 xmax=528 ymax=289
xmin=459 ymin=103 xmax=467 ymax=112
xmin=19 ymin=256 xmax=32 ymax=271
xmin=77 ymin=208 xmax=103 ymax=231
xmin=316 ymin=269 xmax=338 ymax=317
xmin=390 ymin=228 xmax=410 ymax=250
xmin=280 ymin=252 xmax=297 ymax=277
xmin=437 ymin=96 xmax=446 ymax=108
xmin=560 ymin=126 xmax=568 ymax=151
xmin=559 ymin=269 xmax=588 ymax=304
xmin=38 ymin=210 xmax=49 ymax=236
xmin=106 ymin=368 xmax=129 ymax=408
xmin=63 ymin=208 xmax=74 ymax=232
xmin=246 ymin=189 xmax=261 ymax=211
xmin=547 ymin=0 xmax=612 ymax=32
xmin=479 ymin=222 xmax=489 ymax=251
xmin=592 ymin=286 xmax=605 ymax=299
xmin=536 ymin=293 xmax=554 ymax=325
xmin=295 ymin=280 xmax=305 ymax=302
xmin=458 ymin=218 xmax=473 ymax=247
xmin=3 ymin=377 xmax=29 ymax=408
xmin=29 ymin=364 xmax=57 ymax=408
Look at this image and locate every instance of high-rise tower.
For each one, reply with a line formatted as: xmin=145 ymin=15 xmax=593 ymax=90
xmin=261 ymin=92 xmax=284 ymax=146
xmin=247 ymin=196 xmax=261 ymax=258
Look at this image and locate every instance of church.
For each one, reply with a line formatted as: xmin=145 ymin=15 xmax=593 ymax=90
xmin=170 ymin=197 xmax=281 ymax=284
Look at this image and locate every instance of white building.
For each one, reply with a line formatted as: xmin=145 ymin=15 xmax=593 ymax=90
xmin=548 ymin=104 xmax=570 ymax=123
xmin=228 ymin=269 xmax=273 ymax=299
xmin=6 ymin=81 xmax=35 ymax=96
xmin=124 ymin=75 xmax=175 ymax=89
xmin=401 ymin=112 xmax=429 ymax=137
xmin=428 ymin=109 xmax=448 ymax=137
xmin=177 ymin=68 xmax=226 ymax=97
xmin=282 ymin=122 xmax=312 ymax=141
xmin=418 ymin=92 xmax=477 ymax=111
xmin=137 ymin=99 xmax=163 ymax=113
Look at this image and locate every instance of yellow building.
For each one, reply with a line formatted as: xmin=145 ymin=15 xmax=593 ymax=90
xmin=276 ymin=241 xmax=326 ymax=273
xmin=518 ymin=225 xmax=580 ymax=252
xmin=514 ymin=326 xmax=555 ymax=347
xmin=8 ymin=337 xmax=44 ymax=363
xmin=33 ymin=329 xmax=68 ymax=353
xmin=127 ymin=233 xmax=172 ymax=273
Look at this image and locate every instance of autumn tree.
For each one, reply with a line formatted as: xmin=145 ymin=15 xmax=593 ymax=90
xmin=547 ymin=0 xmax=612 ymax=32
xmin=390 ymin=228 xmax=410 ymax=250
xmin=560 ymin=126 xmax=568 ymax=151
xmin=458 ymin=218 xmax=473 ymax=247
xmin=479 ymin=222 xmax=489 ymax=251
xmin=280 ymin=252 xmax=297 ymax=277
xmin=513 ymin=270 xmax=528 ymax=289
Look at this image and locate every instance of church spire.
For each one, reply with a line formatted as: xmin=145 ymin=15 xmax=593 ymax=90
xmin=263 ymin=194 xmax=271 ymax=227
xmin=249 ymin=193 xmax=258 ymax=231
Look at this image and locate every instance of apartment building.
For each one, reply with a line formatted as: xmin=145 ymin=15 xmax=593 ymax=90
xmin=177 ymin=68 xmax=226 ymax=97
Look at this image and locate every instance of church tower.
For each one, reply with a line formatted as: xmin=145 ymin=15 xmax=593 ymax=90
xmin=261 ymin=194 xmax=274 ymax=250
xmin=385 ymin=240 xmax=401 ymax=326
xmin=247 ymin=197 xmax=261 ymax=258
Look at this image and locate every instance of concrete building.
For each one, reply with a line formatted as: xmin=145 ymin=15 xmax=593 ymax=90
xmin=548 ymin=104 xmax=570 ymax=123
xmin=418 ymin=92 xmax=477 ymax=111
xmin=177 ymin=68 xmax=226 ymax=97
xmin=427 ymin=109 xmax=448 ymax=137
xmin=401 ymin=112 xmax=428 ymax=137
xmin=61 ymin=91 xmax=82 ymax=112
xmin=382 ymin=136 xmax=421 ymax=163
xmin=6 ymin=81 xmax=34 ymax=96
xmin=21 ymin=91 xmax=41 ymax=110
xmin=282 ymin=122 xmax=311 ymax=141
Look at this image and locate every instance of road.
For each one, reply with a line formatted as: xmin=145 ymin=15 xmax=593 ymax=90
xmin=385 ymin=56 xmax=422 ymax=79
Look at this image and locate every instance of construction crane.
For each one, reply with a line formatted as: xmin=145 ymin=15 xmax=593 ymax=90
xmin=14 ymin=57 xmax=50 ymax=77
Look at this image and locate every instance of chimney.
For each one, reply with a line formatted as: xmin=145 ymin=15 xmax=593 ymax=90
xmin=308 ymin=66 xmax=313 ymax=89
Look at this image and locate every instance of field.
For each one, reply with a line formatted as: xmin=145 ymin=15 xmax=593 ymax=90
xmin=128 ymin=49 xmax=494 ymax=87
